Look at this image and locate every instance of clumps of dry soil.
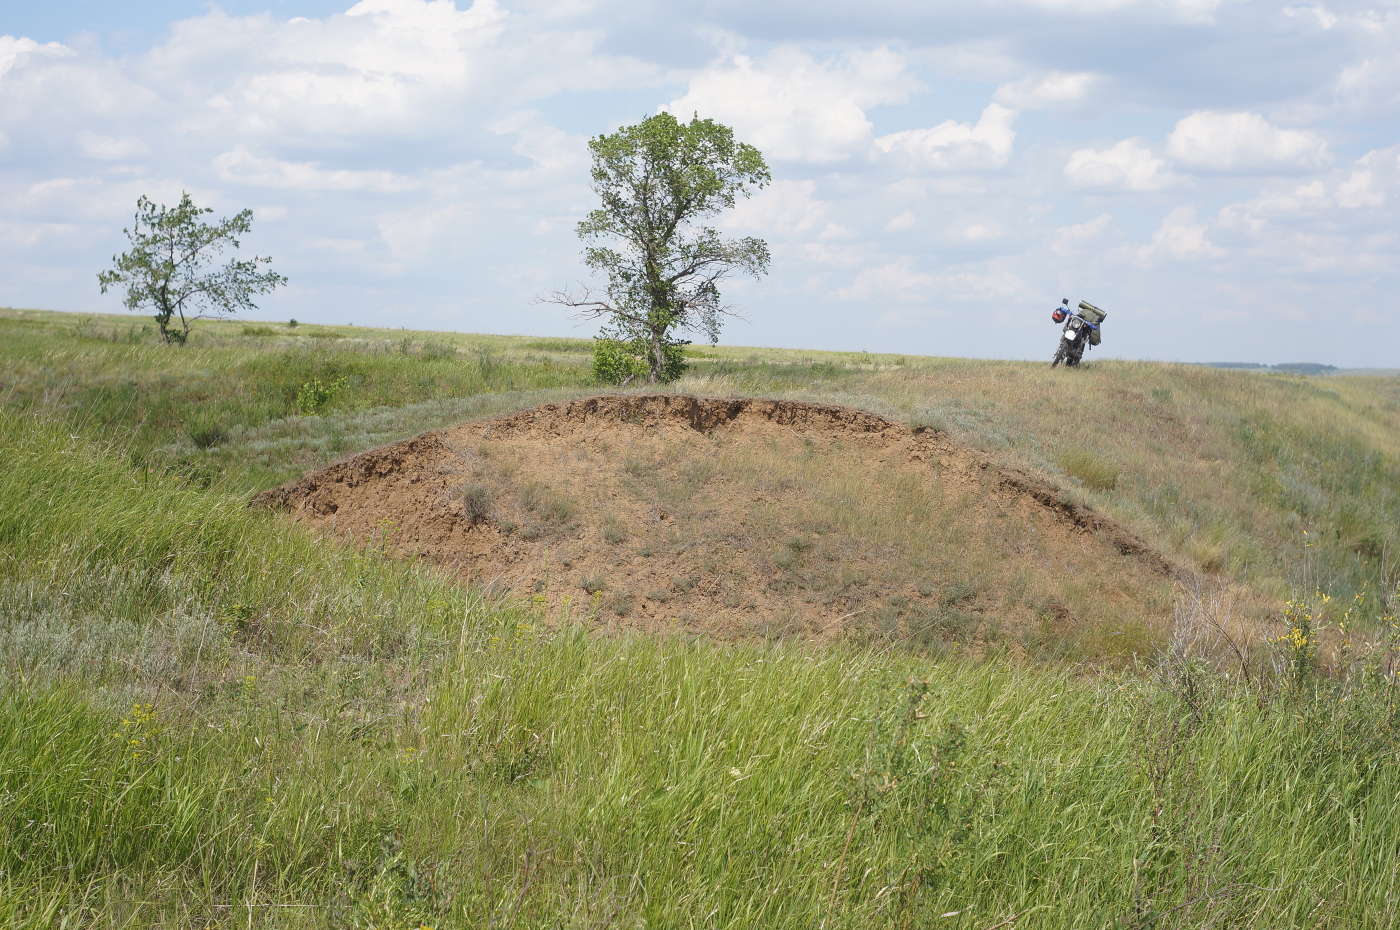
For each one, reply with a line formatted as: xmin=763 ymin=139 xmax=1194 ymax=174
xmin=256 ymin=394 xmax=1179 ymax=657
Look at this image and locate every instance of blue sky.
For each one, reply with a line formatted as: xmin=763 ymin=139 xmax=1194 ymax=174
xmin=1 ymin=0 xmax=1397 ymax=364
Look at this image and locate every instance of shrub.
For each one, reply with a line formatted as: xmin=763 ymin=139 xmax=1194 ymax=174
xmin=297 ymin=376 xmax=348 ymax=415
xmin=591 ymin=337 xmax=686 ymax=385
xmin=458 ymin=483 xmax=493 ymax=524
xmin=591 ymin=338 xmax=646 ymax=385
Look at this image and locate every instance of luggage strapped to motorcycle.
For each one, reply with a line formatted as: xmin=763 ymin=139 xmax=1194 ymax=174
xmin=1076 ymin=301 xmax=1107 ymax=325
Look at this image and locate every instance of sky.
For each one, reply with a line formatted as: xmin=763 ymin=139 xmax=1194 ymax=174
xmin=1 ymin=0 xmax=1397 ymax=365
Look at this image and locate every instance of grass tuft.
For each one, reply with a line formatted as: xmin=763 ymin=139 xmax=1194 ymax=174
xmin=1058 ymin=446 xmax=1120 ymax=490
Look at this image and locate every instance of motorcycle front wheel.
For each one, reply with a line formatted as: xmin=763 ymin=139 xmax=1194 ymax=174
xmin=1051 ymin=338 xmax=1067 ymax=367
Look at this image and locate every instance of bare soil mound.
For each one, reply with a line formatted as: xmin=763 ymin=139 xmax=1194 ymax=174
xmin=257 ymin=394 xmax=1178 ymax=657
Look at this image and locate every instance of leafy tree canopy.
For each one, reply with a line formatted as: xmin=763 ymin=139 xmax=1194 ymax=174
xmin=546 ymin=112 xmax=770 ymax=384
xmin=98 ymin=193 xmax=286 ymax=345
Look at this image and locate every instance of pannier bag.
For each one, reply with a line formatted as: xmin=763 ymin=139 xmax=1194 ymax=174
xmin=1088 ymin=327 xmax=1101 ymax=346
xmin=1076 ymin=301 xmax=1107 ymax=324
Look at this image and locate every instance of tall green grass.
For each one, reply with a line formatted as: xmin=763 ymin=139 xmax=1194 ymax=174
xmin=0 ymin=310 xmax=594 ymax=489
xmin=3 ymin=411 xmax=1399 ymax=927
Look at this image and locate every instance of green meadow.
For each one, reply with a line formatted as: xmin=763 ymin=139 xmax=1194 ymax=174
xmin=2 ymin=307 xmax=1398 ymax=928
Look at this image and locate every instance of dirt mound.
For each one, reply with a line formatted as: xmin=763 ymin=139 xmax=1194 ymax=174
xmin=257 ymin=394 xmax=1178 ymax=656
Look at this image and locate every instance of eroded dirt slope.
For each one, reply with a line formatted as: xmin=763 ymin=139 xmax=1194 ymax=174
xmin=256 ymin=394 xmax=1179 ymax=657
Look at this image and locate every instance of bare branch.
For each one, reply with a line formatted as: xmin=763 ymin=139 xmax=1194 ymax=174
xmin=535 ymin=284 xmax=652 ymax=328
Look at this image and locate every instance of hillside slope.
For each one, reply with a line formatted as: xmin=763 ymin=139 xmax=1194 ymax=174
xmin=3 ymin=309 xmax=1400 ymax=926
xmin=2 ymin=409 xmax=1398 ymax=927
xmin=4 ymin=307 xmax=1396 ymax=628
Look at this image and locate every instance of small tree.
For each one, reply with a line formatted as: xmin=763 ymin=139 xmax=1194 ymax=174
xmin=98 ymin=193 xmax=286 ymax=345
xmin=544 ymin=112 xmax=771 ymax=384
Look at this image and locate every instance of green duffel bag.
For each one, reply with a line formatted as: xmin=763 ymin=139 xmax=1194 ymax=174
xmin=1077 ymin=301 xmax=1107 ymax=324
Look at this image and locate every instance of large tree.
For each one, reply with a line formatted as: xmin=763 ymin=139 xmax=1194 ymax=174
xmin=98 ymin=193 xmax=286 ymax=345
xmin=545 ymin=112 xmax=771 ymax=384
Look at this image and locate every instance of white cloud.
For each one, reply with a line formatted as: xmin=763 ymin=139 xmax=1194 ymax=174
xmin=1283 ymin=3 xmax=1338 ymax=30
xmin=377 ymin=203 xmax=466 ymax=263
xmin=185 ymin=0 xmax=509 ymax=139
xmin=76 ymin=131 xmax=150 ymax=161
xmin=800 ymin=241 xmax=869 ymax=270
xmin=874 ymin=104 xmax=1017 ymax=171
xmin=994 ymin=71 xmax=1100 ymax=111
xmin=1064 ymin=139 xmax=1173 ymax=191
xmin=1324 ymin=4 xmax=1400 ymax=121
xmin=490 ymin=112 xmax=586 ymax=171
xmin=1261 ymin=179 xmax=1328 ymax=212
xmin=1020 ymin=0 xmax=1225 ymax=21
xmin=836 ymin=258 xmax=933 ymax=301
xmin=0 ymin=36 xmax=71 ymax=77
xmin=886 ymin=210 xmax=916 ymax=231
xmin=1336 ymin=147 xmax=1397 ymax=208
xmin=935 ymin=266 xmax=1032 ymax=302
xmin=665 ymin=46 xmax=917 ymax=163
xmin=723 ymin=179 xmax=830 ymax=234
xmin=213 ymin=147 xmax=416 ymax=192
xmin=1166 ymin=111 xmax=1331 ymax=172
xmin=1137 ymin=205 xmax=1224 ymax=263
xmin=1051 ymin=213 xmax=1113 ymax=256
xmin=1215 ymin=145 xmax=1398 ymax=231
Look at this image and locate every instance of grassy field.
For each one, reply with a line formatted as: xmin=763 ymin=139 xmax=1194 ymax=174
xmin=5 ymin=307 xmax=1395 ymax=608
xmin=2 ymin=307 xmax=1400 ymax=927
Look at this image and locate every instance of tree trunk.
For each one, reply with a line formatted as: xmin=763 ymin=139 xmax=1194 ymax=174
xmin=156 ymin=282 xmax=174 ymax=345
xmin=647 ymin=329 xmax=664 ymax=383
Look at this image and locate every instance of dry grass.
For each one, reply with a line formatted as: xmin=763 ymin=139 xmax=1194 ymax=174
xmin=671 ymin=358 xmax=1400 ymax=628
xmin=269 ymin=397 xmax=1176 ymax=661
xmin=1058 ymin=447 xmax=1120 ymax=490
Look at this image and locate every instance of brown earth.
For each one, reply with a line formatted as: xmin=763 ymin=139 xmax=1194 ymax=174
xmin=256 ymin=394 xmax=1181 ymax=658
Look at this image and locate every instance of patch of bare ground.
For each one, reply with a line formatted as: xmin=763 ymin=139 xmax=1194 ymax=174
xmin=256 ymin=394 xmax=1181 ymax=658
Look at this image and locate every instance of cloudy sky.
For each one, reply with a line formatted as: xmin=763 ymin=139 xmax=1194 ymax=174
xmin=2 ymin=0 xmax=1397 ymax=364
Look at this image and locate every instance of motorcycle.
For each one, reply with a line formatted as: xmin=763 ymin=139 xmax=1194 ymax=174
xmin=1050 ymin=298 xmax=1105 ymax=368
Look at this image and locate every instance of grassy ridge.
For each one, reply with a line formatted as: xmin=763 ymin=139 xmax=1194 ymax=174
xmin=0 ymin=310 xmax=593 ymax=490
xmin=3 ymin=406 xmax=1400 ymax=926
xmin=4 ymin=307 xmax=1396 ymax=619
